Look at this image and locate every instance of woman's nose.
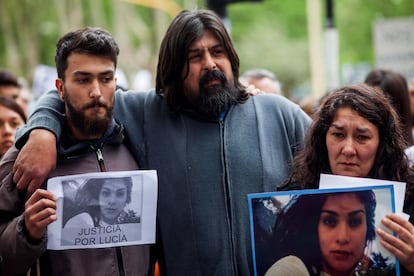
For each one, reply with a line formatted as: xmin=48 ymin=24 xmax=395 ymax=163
xmin=335 ymin=223 xmax=350 ymax=245
xmin=2 ymin=123 xmax=13 ymax=136
xmin=341 ymin=138 xmax=356 ymax=156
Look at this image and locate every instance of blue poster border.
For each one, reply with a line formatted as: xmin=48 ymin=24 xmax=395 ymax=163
xmin=248 ymin=184 xmax=398 ymax=276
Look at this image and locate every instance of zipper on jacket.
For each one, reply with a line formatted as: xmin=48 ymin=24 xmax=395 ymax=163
xmin=92 ymin=146 xmax=125 ymax=276
xmin=95 ymin=148 xmax=107 ymax=172
xmin=219 ymin=119 xmax=238 ymax=275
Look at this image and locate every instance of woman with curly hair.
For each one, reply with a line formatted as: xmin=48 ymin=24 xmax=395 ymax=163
xmin=270 ymin=84 xmax=414 ymax=275
xmin=64 ymin=176 xmax=139 ymax=228
xmin=265 ymin=190 xmax=378 ymax=276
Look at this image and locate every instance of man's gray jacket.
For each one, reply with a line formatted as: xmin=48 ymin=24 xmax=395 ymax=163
xmin=16 ymin=89 xmax=311 ymax=275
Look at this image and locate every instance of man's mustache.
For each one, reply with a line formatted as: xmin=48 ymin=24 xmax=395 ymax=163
xmin=83 ymin=99 xmax=108 ymax=110
xmin=199 ymin=70 xmax=226 ymax=87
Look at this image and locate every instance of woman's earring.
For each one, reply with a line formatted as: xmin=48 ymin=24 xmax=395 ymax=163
xmin=354 ymin=244 xmax=371 ymax=275
xmin=354 ymin=254 xmax=369 ymax=275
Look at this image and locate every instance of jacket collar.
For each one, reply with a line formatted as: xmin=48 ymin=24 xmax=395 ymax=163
xmin=58 ymin=118 xmax=124 ymax=159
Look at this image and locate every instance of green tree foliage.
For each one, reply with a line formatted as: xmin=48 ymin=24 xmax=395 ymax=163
xmin=228 ymin=0 xmax=309 ymax=97
xmin=0 ymin=0 xmax=203 ymax=90
xmin=227 ymin=0 xmax=413 ymax=97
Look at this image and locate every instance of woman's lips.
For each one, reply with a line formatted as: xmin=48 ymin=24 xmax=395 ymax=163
xmin=330 ymin=250 xmax=352 ymax=260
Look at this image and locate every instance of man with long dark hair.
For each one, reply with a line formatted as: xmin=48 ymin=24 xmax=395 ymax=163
xmin=11 ymin=10 xmax=310 ymax=275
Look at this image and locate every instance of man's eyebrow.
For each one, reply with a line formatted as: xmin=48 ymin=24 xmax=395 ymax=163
xmin=188 ymin=42 xmax=223 ymax=52
xmin=72 ymin=71 xmax=92 ymax=76
xmin=211 ymin=44 xmax=223 ymax=49
xmin=98 ymin=70 xmax=115 ymax=75
xmin=188 ymin=48 xmax=201 ymax=53
xmin=72 ymin=70 xmax=115 ymax=76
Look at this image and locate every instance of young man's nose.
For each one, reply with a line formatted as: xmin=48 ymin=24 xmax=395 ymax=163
xmin=89 ymin=79 xmax=102 ymax=98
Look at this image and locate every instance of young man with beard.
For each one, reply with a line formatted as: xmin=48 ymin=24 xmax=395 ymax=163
xmin=0 ymin=27 xmax=150 ymax=275
xmin=12 ymin=9 xmax=311 ymax=275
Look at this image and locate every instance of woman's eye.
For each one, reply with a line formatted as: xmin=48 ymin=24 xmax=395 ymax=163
xmin=348 ymin=217 xmax=363 ymax=228
xmin=357 ymin=135 xmax=369 ymax=141
xmin=116 ymin=191 xmax=126 ymax=198
xmin=331 ymin=132 xmax=344 ymax=138
xmin=321 ymin=215 xmax=337 ymax=227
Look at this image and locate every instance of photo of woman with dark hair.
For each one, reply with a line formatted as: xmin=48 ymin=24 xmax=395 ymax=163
xmin=263 ymin=190 xmax=384 ymax=276
xmin=64 ymin=176 xmax=140 ymax=228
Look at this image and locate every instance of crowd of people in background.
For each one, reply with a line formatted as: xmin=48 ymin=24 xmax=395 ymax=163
xmin=0 ymin=69 xmax=28 ymax=160
xmin=1 ymin=7 xmax=414 ymax=276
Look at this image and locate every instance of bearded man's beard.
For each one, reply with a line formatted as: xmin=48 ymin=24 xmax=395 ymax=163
xmin=65 ymin=94 xmax=113 ymax=138
xmin=196 ymin=70 xmax=238 ymax=118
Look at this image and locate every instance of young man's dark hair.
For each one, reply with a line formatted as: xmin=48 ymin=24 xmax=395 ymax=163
xmin=55 ymin=27 xmax=119 ymax=80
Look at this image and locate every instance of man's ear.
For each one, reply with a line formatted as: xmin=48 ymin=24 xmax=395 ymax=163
xmin=55 ymin=78 xmax=65 ymax=100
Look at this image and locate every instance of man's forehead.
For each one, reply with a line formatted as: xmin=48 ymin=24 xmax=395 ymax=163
xmin=189 ymin=31 xmax=221 ymax=49
xmin=65 ymin=53 xmax=115 ymax=76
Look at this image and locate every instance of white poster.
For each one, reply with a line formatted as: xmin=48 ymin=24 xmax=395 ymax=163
xmin=374 ymin=17 xmax=414 ymax=80
xmin=248 ymin=185 xmax=399 ymax=276
xmin=46 ymin=170 xmax=157 ymax=250
xmin=319 ymin=174 xmax=407 ymax=219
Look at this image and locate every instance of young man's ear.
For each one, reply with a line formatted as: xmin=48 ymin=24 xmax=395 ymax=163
xmin=55 ymin=79 xmax=65 ymax=101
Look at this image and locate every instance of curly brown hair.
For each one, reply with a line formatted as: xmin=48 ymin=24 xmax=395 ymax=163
xmin=283 ymin=84 xmax=411 ymax=195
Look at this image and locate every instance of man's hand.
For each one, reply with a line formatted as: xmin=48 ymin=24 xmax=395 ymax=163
xmin=245 ymin=84 xmax=264 ymax=96
xmin=24 ymin=189 xmax=57 ymax=241
xmin=377 ymin=213 xmax=414 ymax=272
xmin=13 ymin=129 xmax=57 ymax=194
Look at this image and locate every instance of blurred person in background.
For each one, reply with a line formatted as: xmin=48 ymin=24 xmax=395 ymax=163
xmin=364 ymin=69 xmax=414 ymax=147
xmin=364 ymin=69 xmax=414 ymax=165
xmin=0 ymin=68 xmax=31 ymax=115
xmin=240 ymin=68 xmax=282 ymax=95
xmin=409 ymin=78 xmax=414 ymax=139
xmin=0 ymin=96 xmax=26 ymax=159
xmin=16 ymin=79 xmax=33 ymax=116
xmin=0 ymin=68 xmax=22 ymax=101
xmin=406 ymin=78 xmax=414 ymax=164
